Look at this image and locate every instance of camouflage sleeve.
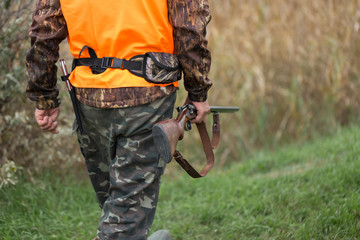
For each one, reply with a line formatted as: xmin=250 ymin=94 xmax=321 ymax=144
xmin=168 ymin=0 xmax=212 ymax=102
xmin=26 ymin=0 xmax=68 ymax=110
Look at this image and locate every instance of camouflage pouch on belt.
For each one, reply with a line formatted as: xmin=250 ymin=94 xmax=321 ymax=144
xmin=129 ymin=52 xmax=182 ymax=84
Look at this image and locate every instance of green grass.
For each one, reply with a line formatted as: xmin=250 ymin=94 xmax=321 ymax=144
xmin=2 ymin=125 xmax=360 ymax=239
xmin=154 ymin=125 xmax=360 ymax=239
xmin=0 ymin=174 xmax=99 ymax=240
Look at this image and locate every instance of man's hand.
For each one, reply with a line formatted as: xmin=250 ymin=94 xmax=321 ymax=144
xmin=184 ymin=97 xmax=210 ymax=124
xmin=35 ymin=107 xmax=60 ymax=134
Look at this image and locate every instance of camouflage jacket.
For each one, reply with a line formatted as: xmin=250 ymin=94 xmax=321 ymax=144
xmin=26 ymin=0 xmax=212 ymax=109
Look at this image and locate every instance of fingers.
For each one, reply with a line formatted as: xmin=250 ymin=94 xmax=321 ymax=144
xmin=43 ymin=121 xmax=59 ymax=134
xmin=191 ymin=101 xmax=210 ymax=124
xmin=35 ymin=108 xmax=60 ymax=134
xmin=37 ymin=115 xmax=50 ymax=128
xmin=37 ymin=116 xmax=59 ymax=133
xmin=192 ymin=109 xmax=209 ymax=123
xmin=48 ymin=108 xmax=60 ymax=122
xmin=47 ymin=121 xmax=59 ymax=134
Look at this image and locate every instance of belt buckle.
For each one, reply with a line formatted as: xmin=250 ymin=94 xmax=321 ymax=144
xmin=101 ymin=57 xmax=113 ymax=69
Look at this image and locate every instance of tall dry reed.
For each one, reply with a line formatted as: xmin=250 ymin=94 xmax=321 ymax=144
xmin=191 ymin=0 xmax=360 ymax=165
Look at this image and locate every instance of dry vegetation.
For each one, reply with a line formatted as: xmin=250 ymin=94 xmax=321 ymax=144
xmin=1 ymin=0 xmax=360 ymax=181
xmin=204 ymin=0 xmax=360 ymax=162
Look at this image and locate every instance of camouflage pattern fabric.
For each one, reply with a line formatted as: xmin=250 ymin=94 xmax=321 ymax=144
xmin=168 ymin=0 xmax=212 ymax=102
xmin=144 ymin=52 xmax=181 ymax=84
xmin=25 ymin=0 xmax=67 ymax=110
xmin=127 ymin=52 xmax=181 ymax=84
xmin=75 ymin=85 xmax=178 ymax=109
xmin=75 ymin=92 xmax=176 ymax=240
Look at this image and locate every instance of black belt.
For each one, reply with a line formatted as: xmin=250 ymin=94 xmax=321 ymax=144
xmin=72 ymin=45 xmax=143 ymax=74
xmin=73 ymin=57 xmax=142 ymax=71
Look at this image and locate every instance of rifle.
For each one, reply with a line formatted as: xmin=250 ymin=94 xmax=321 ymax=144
xmin=59 ymin=59 xmax=84 ymax=134
xmin=152 ymin=104 xmax=239 ymax=178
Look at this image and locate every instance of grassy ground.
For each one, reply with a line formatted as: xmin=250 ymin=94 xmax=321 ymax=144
xmin=154 ymin=125 xmax=360 ymax=239
xmin=1 ymin=125 xmax=360 ymax=239
xmin=0 ymin=173 xmax=99 ymax=240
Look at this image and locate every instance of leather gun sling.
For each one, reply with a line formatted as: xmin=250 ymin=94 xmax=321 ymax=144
xmin=173 ymin=114 xmax=220 ymax=178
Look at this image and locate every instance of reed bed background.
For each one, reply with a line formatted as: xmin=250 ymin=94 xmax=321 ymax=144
xmin=201 ymin=0 xmax=360 ymax=165
xmin=1 ymin=0 xmax=360 ymax=179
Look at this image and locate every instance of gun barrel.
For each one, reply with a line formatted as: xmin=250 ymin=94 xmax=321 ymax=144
xmin=210 ymin=106 xmax=239 ymax=113
xmin=59 ymin=59 xmax=72 ymax=91
xmin=59 ymin=59 xmax=84 ymax=134
xmin=59 ymin=59 xmax=69 ymax=75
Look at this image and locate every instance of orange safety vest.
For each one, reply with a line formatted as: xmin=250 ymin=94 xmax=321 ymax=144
xmin=60 ymin=0 xmax=179 ymax=88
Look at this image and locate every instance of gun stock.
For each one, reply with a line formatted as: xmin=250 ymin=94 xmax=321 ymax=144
xmin=152 ymin=105 xmax=196 ymax=163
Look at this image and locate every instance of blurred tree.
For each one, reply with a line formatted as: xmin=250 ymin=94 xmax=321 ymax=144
xmin=0 ymin=0 xmax=33 ymax=187
xmin=0 ymin=0 xmax=83 ymax=187
xmin=0 ymin=0 xmax=32 ymax=106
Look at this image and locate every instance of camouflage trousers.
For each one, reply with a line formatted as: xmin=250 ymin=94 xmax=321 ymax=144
xmin=75 ymin=92 xmax=176 ymax=240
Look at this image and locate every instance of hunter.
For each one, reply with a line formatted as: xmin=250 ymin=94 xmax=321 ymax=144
xmin=26 ymin=0 xmax=212 ymax=239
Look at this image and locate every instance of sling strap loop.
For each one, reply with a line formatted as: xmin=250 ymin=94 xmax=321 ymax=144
xmin=61 ymin=74 xmax=71 ymax=82
xmin=174 ymin=121 xmax=216 ymax=178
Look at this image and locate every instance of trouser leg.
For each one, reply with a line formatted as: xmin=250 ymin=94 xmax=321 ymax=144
xmin=75 ymin=105 xmax=116 ymax=208
xmin=98 ymin=126 xmax=163 ymax=239
xmin=76 ymin=93 xmax=176 ymax=240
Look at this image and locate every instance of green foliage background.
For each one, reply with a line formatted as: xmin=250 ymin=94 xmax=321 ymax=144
xmin=0 ymin=0 xmax=82 ymax=183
